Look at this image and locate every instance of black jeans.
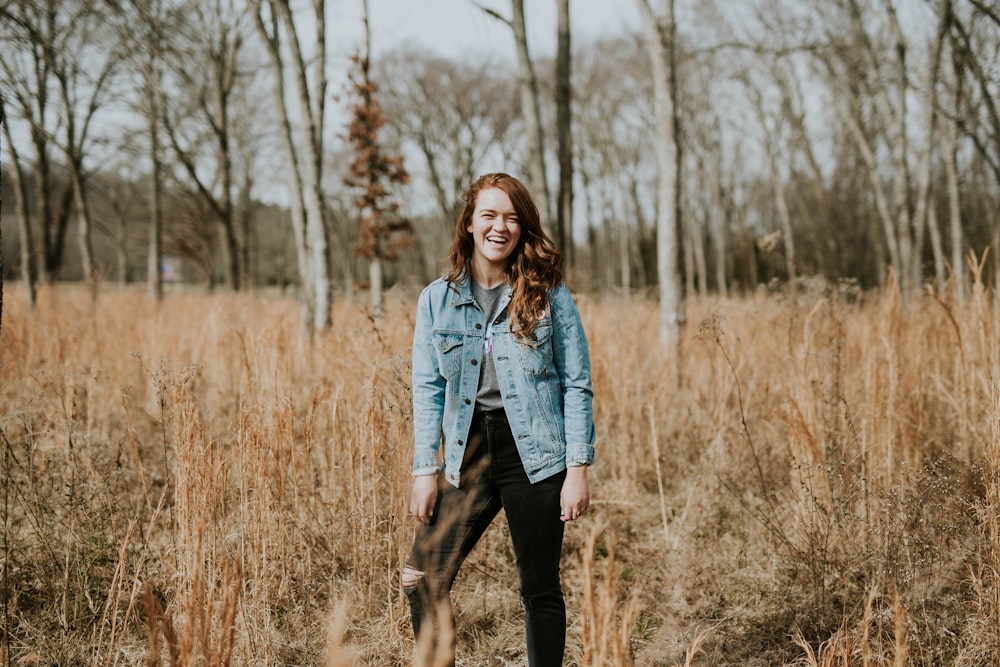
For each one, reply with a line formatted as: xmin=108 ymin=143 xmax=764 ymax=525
xmin=404 ymin=409 xmax=567 ymax=667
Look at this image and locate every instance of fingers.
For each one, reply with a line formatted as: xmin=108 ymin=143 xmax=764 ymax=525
xmin=560 ymin=505 xmax=588 ymax=522
xmin=410 ymin=475 xmax=438 ymax=525
xmin=411 ymin=496 xmax=435 ymax=525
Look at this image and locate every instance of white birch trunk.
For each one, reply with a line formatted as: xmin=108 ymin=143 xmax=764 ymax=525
xmin=637 ymin=0 xmax=683 ymax=369
xmin=253 ymin=0 xmax=332 ymax=334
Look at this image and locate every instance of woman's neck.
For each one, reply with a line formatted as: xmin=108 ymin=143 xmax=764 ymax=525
xmin=469 ymin=259 xmax=507 ymax=290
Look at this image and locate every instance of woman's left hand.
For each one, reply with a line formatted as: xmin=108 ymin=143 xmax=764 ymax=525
xmin=560 ymin=466 xmax=590 ymax=522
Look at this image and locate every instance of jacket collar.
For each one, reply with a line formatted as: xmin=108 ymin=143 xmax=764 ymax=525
xmin=448 ymin=275 xmax=476 ymax=306
xmin=448 ymin=274 xmax=512 ymax=307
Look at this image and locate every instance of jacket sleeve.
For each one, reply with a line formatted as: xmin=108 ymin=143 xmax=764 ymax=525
xmin=549 ymin=284 xmax=596 ymax=465
xmin=411 ymin=286 xmax=446 ymax=475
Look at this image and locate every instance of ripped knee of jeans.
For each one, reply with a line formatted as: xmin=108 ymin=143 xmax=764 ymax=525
xmin=402 ymin=564 xmax=425 ymax=593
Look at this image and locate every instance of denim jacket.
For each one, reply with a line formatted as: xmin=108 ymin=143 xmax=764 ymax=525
xmin=411 ymin=275 xmax=596 ymax=487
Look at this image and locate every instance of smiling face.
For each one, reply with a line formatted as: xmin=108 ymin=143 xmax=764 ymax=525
xmin=466 ymin=187 xmax=522 ymax=283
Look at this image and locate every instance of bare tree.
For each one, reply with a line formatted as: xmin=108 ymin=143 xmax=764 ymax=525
xmin=742 ymin=68 xmax=797 ymax=287
xmin=0 ymin=0 xmax=75 ymax=283
xmin=377 ymin=49 xmax=519 ymax=280
xmin=345 ymin=1 xmax=413 ymax=316
xmin=114 ymin=0 xmax=171 ymax=299
xmin=477 ymin=0 xmax=551 ymax=225
xmin=161 ymin=0 xmax=249 ymax=291
xmin=911 ymin=0 xmax=951 ymax=293
xmin=49 ymin=0 xmax=123 ymax=291
xmin=809 ymin=0 xmax=918 ymax=293
xmin=573 ymin=35 xmax=655 ymax=295
xmin=379 ymin=50 xmax=519 ymax=222
xmin=637 ymin=0 xmax=684 ymax=371
xmin=252 ymin=0 xmax=332 ymax=334
xmin=949 ymin=0 xmax=1000 ymax=292
xmin=1 ymin=93 xmax=36 ymax=308
xmin=103 ymin=170 xmax=140 ymax=285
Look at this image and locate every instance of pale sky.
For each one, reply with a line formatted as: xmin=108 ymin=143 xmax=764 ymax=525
xmin=329 ymin=0 xmax=642 ymax=62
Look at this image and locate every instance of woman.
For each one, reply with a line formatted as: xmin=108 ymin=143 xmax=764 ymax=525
xmin=403 ymin=173 xmax=595 ymax=666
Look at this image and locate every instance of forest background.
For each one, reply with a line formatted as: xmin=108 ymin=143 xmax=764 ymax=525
xmin=2 ymin=0 xmax=1000 ymax=665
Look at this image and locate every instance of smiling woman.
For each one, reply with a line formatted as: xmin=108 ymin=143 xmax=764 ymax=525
xmin=403 ymin=172 xmax=595 ymax=666
xmin=466 ymin=188 xmax=522 ymax=287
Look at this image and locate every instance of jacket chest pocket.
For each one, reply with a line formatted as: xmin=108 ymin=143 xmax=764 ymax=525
xmin=433 ymin=332 xmax=466 ymax=379
xmin=516 ymin=321 xmax=554 ymax=375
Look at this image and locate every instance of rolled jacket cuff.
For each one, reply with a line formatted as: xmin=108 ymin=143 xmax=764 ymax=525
xmin=565 ymin=443 xmax=595 ymax=467
xmin=412 ymin=450 xmax=441 ymax=476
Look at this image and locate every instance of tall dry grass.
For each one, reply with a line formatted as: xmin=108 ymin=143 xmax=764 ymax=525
xmin=1 ymin=275 xmax=998 ymax=665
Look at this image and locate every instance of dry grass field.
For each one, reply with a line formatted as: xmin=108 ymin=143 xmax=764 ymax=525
xmin=1 ymin=276 xmax=999 ymax=666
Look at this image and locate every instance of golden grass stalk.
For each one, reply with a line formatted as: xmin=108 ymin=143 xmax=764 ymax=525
xmin=577 ymin=523 xmax=640 ymax=666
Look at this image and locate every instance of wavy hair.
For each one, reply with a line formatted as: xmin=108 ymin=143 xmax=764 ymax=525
xmin=446 ymin=173 xmax=563 ymax=339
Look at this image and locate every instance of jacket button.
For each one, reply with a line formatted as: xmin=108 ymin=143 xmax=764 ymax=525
xmin=464 ymin=398 xmax=471 ymax=405
xmin=475 ymin=323 xmax=482 ymax=330
xmin=471 ymin=359 xmax=478 ymax=366
xmin=458 ymin=439 xmax=463 ymax=446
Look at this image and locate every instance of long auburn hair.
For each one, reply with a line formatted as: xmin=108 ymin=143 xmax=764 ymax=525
xmin=446 ymin=173 xmax=563 ymax=339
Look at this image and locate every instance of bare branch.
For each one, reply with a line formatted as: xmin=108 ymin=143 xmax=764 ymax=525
xmin=965 ymin=0 xmax=1000 ymax=27
xmin=472 ymin=1 xmax=510 ymax=27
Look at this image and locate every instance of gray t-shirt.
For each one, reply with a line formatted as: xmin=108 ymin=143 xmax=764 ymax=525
xmin=471 ymin=280 xmax=507 ymax=413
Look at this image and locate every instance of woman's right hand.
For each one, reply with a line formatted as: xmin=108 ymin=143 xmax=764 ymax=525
xmin=409 ymin=475 xmax=438 ymax=525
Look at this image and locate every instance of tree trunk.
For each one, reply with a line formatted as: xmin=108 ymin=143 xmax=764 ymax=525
xmin=630 ymin=177 xmax=653 ymax=289
xmin=148 ymin=88 xmax=164 ymax=301
xmin=369 ymin=256 xmax=383 ymax=315
xmin=2 ymin=110 xmax=37 ymax=309
xmin=509 ymin=0 xmax=550 ymax=225
xmin=281 ymin=0 xmax=331 ymax=332
xmin=69 ymin=160 xmax=96 ymax=287
xmin=911 ymin=0 xmax=950 ymax=293
xmin=838 ymin=102 xmax=900 ymax=278
xmin=882 ymin=0 xmax=915 ymax=295
xmin=595 ymin=178 xmax=615 ymax=292
xmin=215 ymin=26 xmax=241 ymax=292
xmin=945 ymin=85 xmax=964 ymax=299
xmin=690 ymin=210 xmax=707 ymax=298
xmin=637 ymin=0 xmax=684 ymax=377
xmin=709 ymin=149 xmax=728 ymax=296
xmin=1 ymin=96 xmax=5 ymax=331
xmin=555 ymin=0 xmax=573 ymax=266
xmin=116 ymin=209 xmax=128 ymax=286
xmin=615 ymin=171 xmax=631 ymax=299
xmin=769 ymin=158 xmax=796 ymax=287
xmin=31 ymin=133 xmax=54 ymax=284
xmin=145 ymin=49 xmax=163 ymax=302
xmin=238 ymin=159 xmax=254 ymax=289
xmin=578 ymin=158 xmax=600 ymax=291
